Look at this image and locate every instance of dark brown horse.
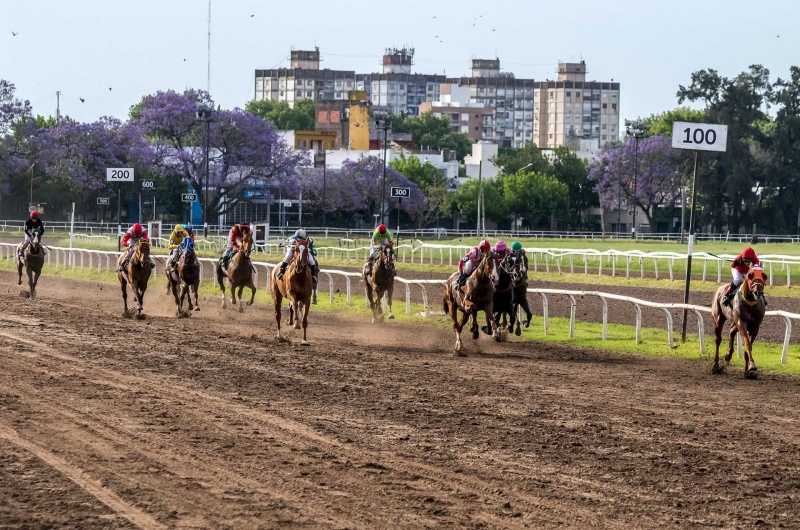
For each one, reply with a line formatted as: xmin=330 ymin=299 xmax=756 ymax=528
xmin=443 ymin=251 xmax=499 ymax=353
xmin=216 ymin=231 xmax=256 ymax=312
xmin=270 ymin=239 xmax=313 ymax=345
xmin=711 ymin=265 xmax=767 ymax=378
xmin=511 ymin=251 xmax=533 ymax=334
xmin=487 ymin=254 xmax=522 ymax=338
xmin=117 ymin=240 xmax=152 ymax=318
xmin=17 ymin=239 xmax=45 ymax=299
xmin=165 ymin=239 xmax=200 ymax=317
xmin=363 ymin=243 xmax=395 ymax=323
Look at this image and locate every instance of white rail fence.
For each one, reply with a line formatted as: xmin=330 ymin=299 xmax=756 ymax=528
xmin=3 ymin=243 xmax=800 ymax=365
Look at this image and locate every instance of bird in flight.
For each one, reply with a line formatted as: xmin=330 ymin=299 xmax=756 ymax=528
xmin=434 ymin=35 xmax=439 ymax=38
xmin=432 ymin=15 xmax=436 ymax=18
xmin=12 ymin=31 xmax=18 ymax=36
xmin=108 ymin=88 xmax=112 ymax=91
xmin=79 ymin=98 xmax=85 ymax=103
xmin=183 ymin=58 xmax=187 ymax=61
xmin=250 ymin=14 xmax=254 ymax=17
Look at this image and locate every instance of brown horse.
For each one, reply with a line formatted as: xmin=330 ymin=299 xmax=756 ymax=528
xmin=443 ymin=251 xmax=499 ymax=353
xmin=165 ymin=239 xmax=200 ymax=317
xmin=511 ymin=251 xmax=533 ymax=334
xmin=117 ymin=240 xmax=152 ymax=318
xmin=711 ymin=265 xmax=768 ymax=378
xmin=363 ymin=243 xmax=395 ymax=323
xmin=270 ymin=239 xmax=313 ymax=345
xmin=17 ymin=238 xmax=45 ymax=300
xmin=215 ymin=231 xmax=256 ymax=313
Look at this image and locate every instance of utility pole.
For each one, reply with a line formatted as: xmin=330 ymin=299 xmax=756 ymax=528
xmin=207 ymin=1 xmax=211 ymax=94
xmin=477 ymin=160 xmax=484 ymax=237
xmin=56 ymin=91 xmax=61 ymax=122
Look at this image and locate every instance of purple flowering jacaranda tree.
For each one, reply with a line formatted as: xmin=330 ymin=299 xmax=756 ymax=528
xmin=133 ymin=89 xmax=309 ymax=218
xmin=588 ymin=134 xmax=683 ymax=228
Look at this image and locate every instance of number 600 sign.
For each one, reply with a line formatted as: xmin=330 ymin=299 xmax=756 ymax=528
xmin=671 ymin=122 xmax=728 ymax=153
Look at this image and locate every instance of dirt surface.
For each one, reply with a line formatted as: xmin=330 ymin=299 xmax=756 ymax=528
xmin=2 ymin=272 xmax=800 ymax=528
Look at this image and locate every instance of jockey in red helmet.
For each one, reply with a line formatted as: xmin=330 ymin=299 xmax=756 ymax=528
xmin=119 ymin=223 xmax=151 ymax=271
xmin=457 ymin=239 xmax=491 ymax=289
xmin=21 ymin=211 xmax=45 ymax=254
xmin=722 ymin=247 xmax=766 ymax=307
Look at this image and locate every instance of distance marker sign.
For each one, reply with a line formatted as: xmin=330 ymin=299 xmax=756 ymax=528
xmin=97 ymin=197 xmax=110 ymax=205
xmin=182 ymin=193 xmax=197 ymax=202
xmin=671 ymin=122 xmax=728 ymax=153
xmin=390 ymin=187 xmax=411 ymax=199
xmin=106 ymin=168 xmax=134 ymax=182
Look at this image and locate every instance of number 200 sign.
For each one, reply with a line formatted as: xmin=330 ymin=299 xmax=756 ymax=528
xmin=106 ymin=168 xmax=135 ymax=182
xmin=671 ymin=122 xmax=728 ymax=153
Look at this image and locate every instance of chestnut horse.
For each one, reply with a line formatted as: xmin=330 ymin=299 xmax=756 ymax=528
xmin=165 ymin=238 xmax=200 ymax=317
xmin=215 ymin=231 xmax=256 ymax=312
xmin=117 ymin=240 xmax=152 ymax=318
xmin=363 ymin=243 xmax=395 ymax=323
xmin=17 ymin=238 xmax=45 ymax=300
xmin=711 ymin=265 xmax=767 ymax=378
xmin=270 ymin=238 xmax=313 ymax=345
xmin=443 ymin=251 xmax=499 ymax=353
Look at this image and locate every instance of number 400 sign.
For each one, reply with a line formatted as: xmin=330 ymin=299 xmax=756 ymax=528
xmin=671 ymin=121 xmax=728 ymax=153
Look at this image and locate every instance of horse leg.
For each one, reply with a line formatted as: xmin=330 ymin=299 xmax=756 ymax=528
xmin=447 ymin=295 xmax=464 ymax=353
xmin=27 ymin=267 xmax=35 ymax=299
xmin=136 ymin=284 xmax=145 ymax=316
xmin=119 ymin=275 xmax=130 ymax=317
xmin=293 ymin=299 xmax=301 ymax=330
xmin=236 ymin=284 xmax=245 ymax=313
xmin=300 ymin=297 xmax=311 ymax=346
xmin=486 ymin=302 xmax=500 ymax=341
xmin=740 ymin=320 xmax=758 ymax=378
xmin=217 ymin=266 xmax=227 ymax=309
xmin=710 ymin=315 xmax=725 ymax=374
xmin=365 ymin=284 xmax=377 ymax=324
xmin=17 ymin=259 xmax=23 ymax=286
xmin=245 ymin=276 xmax=257 ymax=307
xmin=273 ymin=292 xmax=283 ymax=338
xmin=725 ymin=323 xmax=738 ymax=365
xmin=386 ymin=285 xmax=394 ymax=320
xmin=192 ymin=279 xmax=200 ymax=311
xmin=746 ymin=324 xmax=760 ymax=376
xmin=287 ymin=298 xmax=295 ymax=326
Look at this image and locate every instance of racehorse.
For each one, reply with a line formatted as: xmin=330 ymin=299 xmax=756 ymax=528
xmin=484 ymin=254 xmax=521 ymax=338
xmin=511 ymin=253 xmax=533 ymax=334
xmin=443 ymin=251 xmax=499 ymax=353
xmin=363 ymin=242 xmax=395 ymax=324
xmin=165 ymin=238 xmax=200 ymax=317
xmin=711 ymin=265 xmax=768 ymax=378
xmin=117 ymin=240 xmax=152 ymax=318
xmin=17 ymin=238 xmax=45 ymax=299
xmin=270 ymin=238 xmax=313 ymax=345
xmin=215 ymin=231 xmax=256 ymax=312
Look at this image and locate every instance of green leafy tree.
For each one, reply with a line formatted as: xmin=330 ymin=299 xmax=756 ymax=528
xmin=500 ymin=172 xmax=569 ymax=229
xmin=493 ymin=143 xmax=551 ymax=175
xmin=453 ymin=178 xmax=507 ymax=224
xmin=390 ymin=154 xmax=450 ymax=227
xmin=550 ymin=146 xmax=596 ymax=229
xmin=245 ymin=98 xmax=315 ymax=130
xmin=393 ymin=112 xmax=473 ymax=160
xmin=642 ymin=107 xmax=706 ymax=137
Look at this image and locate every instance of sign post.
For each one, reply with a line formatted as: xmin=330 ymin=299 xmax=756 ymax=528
xmin=672 ymin=122 xmax=728 ymax=342
xmin=391 ymin=187 xmax=410 ymax=235
xmin=107 ymin=168 xmax=134 ymax=251
xmin=141 ymin=180 xmax=155 ymax=223
xmin=182 ymin=193 xmax=197 ymax=224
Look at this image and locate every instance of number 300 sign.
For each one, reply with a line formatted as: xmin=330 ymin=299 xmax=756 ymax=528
xmin=671 ymin=122 xmax=728 ymax=153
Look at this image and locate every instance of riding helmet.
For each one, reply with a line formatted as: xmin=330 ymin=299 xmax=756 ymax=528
xmin=479 ymin=239 xmax=491 ymax=252
xmin=30 ymin=211 xmax=39 ymax=219
xmin=742 ymin=247 xmax=757 ymax=261
xmin=495 ymin=240 xmax=508 ymax=253
xmin=511 ymin=241 xmax=523 ymax=251
xmin=175 ymin=224 xmax=184 ymax=232
xmin=185 ymin=224 xmax=193 ymax=232
xmin=132 ymin=223 xmax=143 ymax=235
xmin=295 ymin=228 xmax=307 ymax=240
xmin=378 ymin=224 xmax=387 ymax=235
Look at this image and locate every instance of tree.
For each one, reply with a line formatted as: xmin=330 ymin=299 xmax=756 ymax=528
xmin=133 ymin=89 xmax=309 ymax=218
xmin=588 ymin=134 xmax=683 ymax=229
xmin=453 ymin=178 xmax=507 ymax=224
xmin=493 ymin=143 xmax=551 ymax=175
xmin=642 ymin=107 xmax=706 ymax=137
xmin=244 ymin=99 xmax=315 ymax=130
xmin=390 ymin=154 xmax=450 ymax=227
xmin=500 ymin=171 xmax=569 ymax=229
xmin=393 ymin=112 xmax=474 ymax=160
xmin=0 ymin=80 xmax=34 ymax=205
xmin=550 ymin=146 xmax=596 ymax=229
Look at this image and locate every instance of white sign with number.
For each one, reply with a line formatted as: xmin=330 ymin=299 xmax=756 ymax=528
xmin=391 ymin=187 xmax=411 ymax=198
xmin=671 ymin=122 xmax=728 ymax=152
xmin=106 ymin=168 xmax=134 ymax=182
xmin=97 ymin=197 xmax=110 ymax=205
xmin=141 ymin=180 xmax=155 ymax=190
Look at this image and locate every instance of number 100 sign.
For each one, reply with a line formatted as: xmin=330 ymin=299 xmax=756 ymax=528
xmin=671 ymin=122 xmax=728 ymax=153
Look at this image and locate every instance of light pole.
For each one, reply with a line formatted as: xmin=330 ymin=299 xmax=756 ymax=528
xmin=321 ymin=150 xmax=329 ymax=228
xmin=625 ymin=120 xmax=648 ymax=239
xmin=196 ymin=104 xmax=213 ymax=236
xmin=375 ymin=116 xmax=391 ymax=225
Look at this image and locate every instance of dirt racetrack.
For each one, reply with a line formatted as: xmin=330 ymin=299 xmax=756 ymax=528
xmin=3 ymin=272 xmax=800 ymax=529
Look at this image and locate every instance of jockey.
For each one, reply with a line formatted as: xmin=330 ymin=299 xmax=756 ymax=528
xmin=722 ymin=247 xmax=766 ymax=307
xmin=167 ymin=224 xmax=190 ymax=267
xmin=184 ymin=223 xmax=196 ymax=240
xmin=457 ymin=239 xmax=492 ymax=289
xmin=220 ymin=222 xmax=252 ymax=269
xmin=510 ymin=241 xmax=529 ymax=276
xmin=21 ymin=211 xmax=45 ymax=254
xmin=119 ymin=223 xmax=151 ymax=271
xmin=277 ymin=228 xmax=317 ymax=281
xmin=366 ymin=224 xmax=394 ymax=274
xmin=492 ymin=240 xmax=511 ymax=260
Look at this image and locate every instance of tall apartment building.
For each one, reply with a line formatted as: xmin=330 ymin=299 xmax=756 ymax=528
xmin=418 ymin=84 xmax=495 ymax=143
xmin=254 ymin=50 xmax=620 ymax=149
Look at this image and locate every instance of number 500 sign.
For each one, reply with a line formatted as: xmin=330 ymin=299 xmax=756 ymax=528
xmin=671 ymin=122 xmax=728 ymax=153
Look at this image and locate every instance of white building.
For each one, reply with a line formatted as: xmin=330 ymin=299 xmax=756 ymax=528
xmin=464 ymin=142 xmax=500 ymax=180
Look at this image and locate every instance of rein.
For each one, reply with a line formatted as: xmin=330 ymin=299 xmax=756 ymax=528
xmin=740 ymin=279 xmax=764 ymax=307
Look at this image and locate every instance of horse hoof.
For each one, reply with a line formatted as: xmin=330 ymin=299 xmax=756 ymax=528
xmin=472 ymin=330 xmax=479 ymax=340
xmin=480 ymin=326 xmax=491 ymax=336
xmin=194 ymin=307 xmax=201 ymax=311
xmin=388 ymin=314 xmax=395 ymax=320
xmin=711 ymin=364 xmax=724 ymax=375
xmin=238 ymin=306 xmax=244 ymax=313
xmin=293 ymin=324 xmax=301 ymax=330
xmin=17 ymin=281 xmax=22 ymax=286
xmin=371 ymin=318 xmax=376 ymax=324
xmin=514 ymin=327 xmax=522 ymax=337
xmin=246 ymin=301 xmax=253 ymax=306
xmin=746 ymin=369 xmax=758 ymax=380
xmin=494 ymin=333 xmax=501 ymax=342
xmin=301 ymin=340 xmax=310 ymax=346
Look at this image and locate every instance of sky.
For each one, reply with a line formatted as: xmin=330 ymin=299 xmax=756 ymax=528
xmin=2 ymin=0 xmax=798 ymax=127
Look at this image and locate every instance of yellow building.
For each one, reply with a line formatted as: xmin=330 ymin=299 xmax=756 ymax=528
xmin=293 ymin=130 xmax=337 ymax=151
xmin=347 ymin=90 xmax=371 ymax=150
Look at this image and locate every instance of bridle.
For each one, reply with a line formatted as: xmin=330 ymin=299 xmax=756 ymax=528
xmin=294 ymin=241 xmax=309 ymax=273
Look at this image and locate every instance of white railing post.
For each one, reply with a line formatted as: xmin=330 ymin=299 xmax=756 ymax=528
xmin=539 ymin=293 xmax=549 ymax=336
xmin=781 ymin=315 xmax=792 ymax=364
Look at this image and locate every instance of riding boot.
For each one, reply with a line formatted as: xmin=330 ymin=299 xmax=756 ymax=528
xmin=721 ymin=281 xmax=736 ymax=307
xmin=277 ymin=261 xmax=289 ymax=279
xmin=312 ymin=288 xmax=318 ymax=305
xmin=366 ymin=260 xmax=374 ymax=275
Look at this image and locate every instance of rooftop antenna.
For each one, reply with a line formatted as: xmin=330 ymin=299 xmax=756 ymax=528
xmin=207 ymin=0 xmax=211 ymax=94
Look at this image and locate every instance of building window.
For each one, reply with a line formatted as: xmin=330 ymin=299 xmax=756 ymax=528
xmin=566 ymin=91 xmax=571 ymax=97
xmin=549 ymin=134 xmax=553 ymax=139
xmin=612 ymin=94 xmax=617 ymax=99
xmin=575 ymin=93 xmax=581 ymax=100
xmin=299 ymin=139 xmax=307 ymax=148
xmin=296 ymin=91 xmax=302 ymax=97
xmin=602 ymin=103 xmax=607 ymax=109
xmin=602 ymin=124 xmax=607 ymax=130
xmin=611 ymin=125 xmax=617 ymax=131
xmin=317 ymin=111 xmax=329 ymax=123
xmin=549 ymin=91 xmax=553 ymax=98
xmin=602 ymin=135 xmax=607 ymax=140
xmin=474 ymin=126 xmax=479 ymax=131
xmin=612 ymin=104 xmax=617 ymax=110
xmin=549 ymin=102 xmax=554 ymax=108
